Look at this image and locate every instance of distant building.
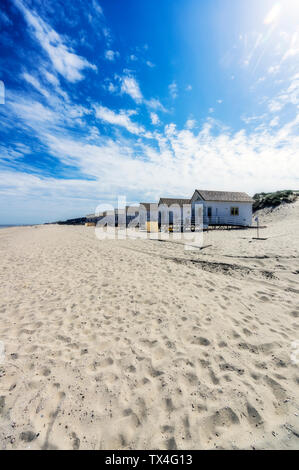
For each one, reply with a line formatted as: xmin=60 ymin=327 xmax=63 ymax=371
xmin=126 ymin=206 xmax=139 ymax=226
xmin=139 ymin=203 xmax=158 ymax=230
xmin=86 ymin=213 xmax=104 ymax=223
xmin=158 ymin=198 xmax=191 ymax=227
xmin=88 ymin=189 xmax=253 ymax=230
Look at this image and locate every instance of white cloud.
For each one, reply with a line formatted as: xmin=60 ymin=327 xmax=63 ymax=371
xmin=3 ymin=114 xmax=299 ymax=219
xmin=107 ymin=81 xmax=118 ymax=93
xmin=145 ymin=98 xmax=167 ymax=112
xmin=268 ymin=65 xmax=280 ymax=74
xmin=92 ymin=0 xmax=104 ymax=17
xmin=0 ymin=10 xmax=12 ymax=25
xmin=268 ymin=72 xmax=299 ymax=113
xmin=14 ymin=0 xmax=96 ymax=82
xmin=102 ymin=27 xmax=112 ymax=46
xmin=185 ymin=119 xmax=196 ymax=130
xmin=115 ymin=76 xmax=166 ymax=113
xmin=150 ymin=112 xmax=160 ymax=125
xmin=95 ymin=105 xmax=145 ymax=135
xmin=10 ymin=98 xmax=58 ymax=124
xmin=105 ymin=50 xmax=119 ymax=61
xmin=146 ymin=61 xmax=155 ymax=68
xmin=120 ymin=76 xmax=143 ymax=103
xmin=36 ymin=67 xmax=69 ymax=100
xmin=42 ymin=70 xmax=59 ymax=86
xmin=169 ymin=81 xmax=178 ymax=99
xmin=268 ymin=100 xmax=283 ymax=113
xmin=4 ymin=89 xmax=90 ymax=136
xmin=186 ymin=85 xmax=192 ymax=91
xmin=282 ymin=32 xmax=299 ymax=61
xmin=241 ymin=113 xmax=267 ymax=125
xmin=0 ymin=143 xmax=30 ymax=163
xmin=270 ymin=116 xmax=279 ymax=127
xmin=22 ymin=72 xmax=50 ymax=98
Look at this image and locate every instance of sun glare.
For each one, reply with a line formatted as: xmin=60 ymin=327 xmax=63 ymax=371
xmin=264 ymin=0 xmax=299 ymax=26
xmin=264 ymin=3 xmax=282 ymax=25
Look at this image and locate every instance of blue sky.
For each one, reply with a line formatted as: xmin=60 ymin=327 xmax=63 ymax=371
xmin=0 ymin=0 xmax=298 ymax=224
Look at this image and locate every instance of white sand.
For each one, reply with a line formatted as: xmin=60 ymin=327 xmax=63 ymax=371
xmin=0 ymin=202 xmax=298 ymax=449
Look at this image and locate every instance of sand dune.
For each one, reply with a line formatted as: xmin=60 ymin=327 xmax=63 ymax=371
xmin=0 ymin=202 xmax=298 ymax=449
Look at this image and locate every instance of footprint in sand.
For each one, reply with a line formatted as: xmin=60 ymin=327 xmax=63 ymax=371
xmin=246 ymin=402 xmax=264 ymax=427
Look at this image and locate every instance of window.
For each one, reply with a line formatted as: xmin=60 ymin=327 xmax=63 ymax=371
xmin=230 ymin=207 xmax=239 ymax=216
xmin=207 ymin=207 xmax=212 ymax=217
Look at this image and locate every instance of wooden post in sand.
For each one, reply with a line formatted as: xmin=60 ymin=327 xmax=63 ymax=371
xmin=255 ymin=216 xmax=259 ymax=239
xmin=253 ymin=216 xmax=267 ymax=241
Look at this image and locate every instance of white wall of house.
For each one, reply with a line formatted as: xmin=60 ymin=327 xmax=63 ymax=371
xmin=158 ymin=204 xmax=191 ymax=225
xmin=191 ymin=194 xmax=252 ymax=226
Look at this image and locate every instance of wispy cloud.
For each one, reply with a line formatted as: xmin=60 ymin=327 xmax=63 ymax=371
xmin=92 ymin=0 xmax=104 ymax=17
xmin=169 ymin=81 xmax=178 ymax=99
xmin=282 ymin=32 xmax=299 ymax=61
xmin=104 ymin=80 xmax=118 ymax=93
xmin=120 ymin=75 xmax=143 ymax=103
xmin=95 ymin=105 xmax=145 ymax=135
xmin=270 ymin=116 xmax=279 ymax=127
xmin=145 ymin=98 xmax=167 ymax=113
xmin=0 ymin=10 xmax=12 ymax=26
xmin=268 ymin=65 xmax=280 ymax=74
xmin=185 ymin=119 xmax=196 ymax=130
xmin=146 ymin=60 xmax=155 ymax=68
xmin=22 ymin=72 xmax=50 ymax=98
xmin=42 ymin=70 xmax=59 ymax=87
xmin=268 ymin=72 xmax=299 ymax=113
xmin=150 ymin=112 xmax=160 ymax=125
xmin=105 ymin=49 xmax=119 ymax=61
xmin=0 ymin=143 xmax=30 ymax=163
xmin=107 ymin=75 xmax=167 ymax=113
xmin=2 ymin=113 xmax=299 ymax=218
xmin=14 ymin=0 xmax=96 ymax=82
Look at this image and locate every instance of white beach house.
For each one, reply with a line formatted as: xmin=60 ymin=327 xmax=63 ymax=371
xmin=158 ymin=198 xmax=191 ymax=227
xmin=190 ymin=189 xmax=253 ymax=227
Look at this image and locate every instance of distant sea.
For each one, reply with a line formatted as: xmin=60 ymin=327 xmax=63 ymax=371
xmin=0 ymin=225 xmax=37 ymax=229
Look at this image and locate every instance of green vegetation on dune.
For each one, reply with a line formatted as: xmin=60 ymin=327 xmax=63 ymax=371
xmin=253 ymin=190 xmax=298 ymax=212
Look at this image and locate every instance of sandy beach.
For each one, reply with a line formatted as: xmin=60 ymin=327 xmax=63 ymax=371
xmin=0 ymin=201 xmax=298 ymax=450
